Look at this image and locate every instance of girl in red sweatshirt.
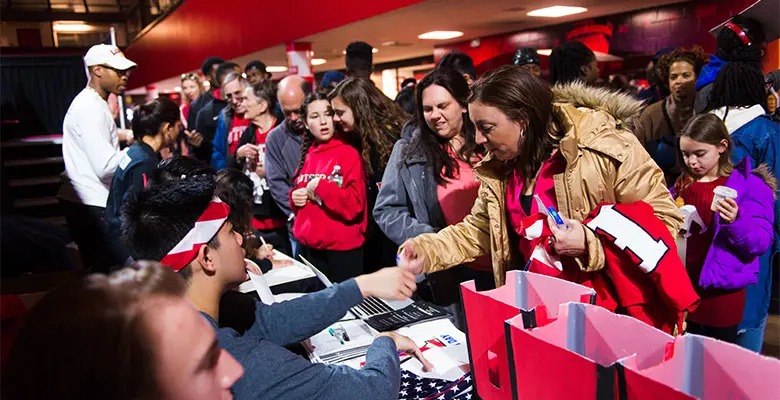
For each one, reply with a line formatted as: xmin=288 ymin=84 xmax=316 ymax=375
xmin=290 ymin=92 xmax=367 ymax=282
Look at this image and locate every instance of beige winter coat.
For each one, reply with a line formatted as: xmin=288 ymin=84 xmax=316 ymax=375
xmin=402 ymin=83 xmax=683 ymax=286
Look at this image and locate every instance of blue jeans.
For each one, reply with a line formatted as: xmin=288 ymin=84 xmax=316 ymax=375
xmin=288 ymin=225 xmax=300 ymax=259
xmin=736 ymin=316 xmax=768 ymax=353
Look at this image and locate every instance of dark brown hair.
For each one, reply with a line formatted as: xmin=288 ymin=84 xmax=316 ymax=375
xmin=294 ymin=91 xmax=334 ymax=178
xmin=673 ymin=113 xmax=734 ymax=194
xmin=5 ymin=261 xmax=187 ymax=400
xmin=132 ymin=97 xmax=181 ymax=142
xmin=328 ymin=77 xmax=406 ymax=176
xmin=405 ymin=68 xmax=483 ymax=185
xmin=215 ymin=168 xmax=254 ymax=234
xmin=468 ymin=65 xmax=563 ymax=180
xmin=657 ymin=46 xmax=709 ymax=86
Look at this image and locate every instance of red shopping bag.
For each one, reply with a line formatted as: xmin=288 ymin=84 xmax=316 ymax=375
xmin=621 ymin=333 xmax=780 ymax=400
xmin=505 ymin=302 xmax=673 ymax=400
xmin=461 ymin=270 xmax=596 ymax=400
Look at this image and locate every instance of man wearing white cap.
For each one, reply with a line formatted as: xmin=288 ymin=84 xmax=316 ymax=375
xmin=58 ymin=43 xmax=137 ymax=272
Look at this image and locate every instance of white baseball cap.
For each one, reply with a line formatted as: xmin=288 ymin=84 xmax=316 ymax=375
xmin=84 ymin=44 xmax=137 ymax=71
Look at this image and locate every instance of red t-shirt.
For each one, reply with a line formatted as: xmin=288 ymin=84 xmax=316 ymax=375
xmin=251 ymin=120 xmax=285 ymax=231
xmin=677 ymin=176 xmax=746 ymax=327
xmin=253 ymin=119 xmax=276 ymax=166
xmin=227 ymin=114 xmax=250 ymax=156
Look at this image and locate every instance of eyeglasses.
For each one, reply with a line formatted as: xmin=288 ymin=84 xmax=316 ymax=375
xmin=181 ymin=73 xmax=199 ymax=80
xmin=102 ymin=65 xmax=132 ymax=77
xmin=224 ymin=93 xmax=244 ymax=103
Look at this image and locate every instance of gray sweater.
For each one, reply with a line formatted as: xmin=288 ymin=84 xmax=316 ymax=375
xmin=265 ymin=120 xmax=303 ymax=219
xmin=204 ymin=279 xmax=400 ymax=400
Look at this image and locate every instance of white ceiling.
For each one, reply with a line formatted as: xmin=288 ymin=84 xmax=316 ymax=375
xmin=134 ymin=0 xmax=685 ymax=93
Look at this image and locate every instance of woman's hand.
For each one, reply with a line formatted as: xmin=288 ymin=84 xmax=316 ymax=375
xmin=376 ymin=332 xmax=433 ymax=372
xmin=237 ymin=143 xmax=259 ymax=160
xmin=255 ymin=243 xmax=274 ymax=260
xmin=397 ymin=244 xmax=424 ymax=275
xmin=185 ymin=130 xmax=204 ymax=147
xmin=548 ymin=216 xmax=587 ymax=257
xmin=714 ymin=198 xmax=739 ymax=224
xmin=291 ymin=188 xmax=309 ymax=207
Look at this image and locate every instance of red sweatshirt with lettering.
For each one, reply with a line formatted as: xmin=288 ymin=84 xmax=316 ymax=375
xmin=290 ymin=136 xmax=367 ymax=250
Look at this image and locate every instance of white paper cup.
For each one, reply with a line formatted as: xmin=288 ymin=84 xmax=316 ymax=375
xmin=711 ymin=186 xmax=738 ymax=210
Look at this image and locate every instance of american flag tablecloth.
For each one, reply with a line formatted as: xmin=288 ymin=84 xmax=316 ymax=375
xmin=398 ymin=370 xmax=473 ymax=400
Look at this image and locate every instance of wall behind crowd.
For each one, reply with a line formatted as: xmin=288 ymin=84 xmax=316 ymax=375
xmin=434 ymin=0 xmax=779 ymax=79
xmin=0 ymin=54 xmax=87 ymax=138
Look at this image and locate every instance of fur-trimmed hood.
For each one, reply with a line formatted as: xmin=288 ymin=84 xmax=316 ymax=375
xmin=752 ymin=163 xmax=778 ymax=197
xmin=552 ymin=82 xmax=645 ymax=131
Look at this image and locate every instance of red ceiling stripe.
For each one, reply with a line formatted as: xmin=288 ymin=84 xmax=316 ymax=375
xmin=124 ymin=0 xmax=424 ymax=89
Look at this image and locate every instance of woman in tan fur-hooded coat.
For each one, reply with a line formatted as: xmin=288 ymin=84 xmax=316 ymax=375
xmin=398 ymin=65 xmax=683 ymax=288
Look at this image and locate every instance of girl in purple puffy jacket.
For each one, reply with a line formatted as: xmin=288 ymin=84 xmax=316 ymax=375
xmin=672 ymin=113 xmax=776 ymax=343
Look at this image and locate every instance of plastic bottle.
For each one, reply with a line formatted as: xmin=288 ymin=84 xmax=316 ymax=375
xmin=328 ymin=165 xmax=343 ymax=187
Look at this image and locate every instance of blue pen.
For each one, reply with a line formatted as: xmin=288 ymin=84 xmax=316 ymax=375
xmin=547 ymin=206 xmax=567 ymax=230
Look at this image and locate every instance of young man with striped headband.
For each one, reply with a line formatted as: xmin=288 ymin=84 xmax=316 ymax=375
xmin=120 ymin=175 xmax=431 ymax=399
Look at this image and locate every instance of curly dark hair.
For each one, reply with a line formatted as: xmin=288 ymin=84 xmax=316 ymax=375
xmin=328 ymin=77 xmax=406 ymax=176
xmin=404 ymin=68 xmax=483 ymax=185
xmin=657 ymin=46 xmax=709 ymax=85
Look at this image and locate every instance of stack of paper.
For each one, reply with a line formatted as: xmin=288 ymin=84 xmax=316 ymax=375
xmin=306 ymin=320 xmax=376 ymax=364
xmin=263 ymin=251 xmax=316 ymax=286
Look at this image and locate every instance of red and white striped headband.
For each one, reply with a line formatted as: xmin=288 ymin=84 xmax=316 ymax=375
xmin=160 ymin=197 xmax=230 ymax=271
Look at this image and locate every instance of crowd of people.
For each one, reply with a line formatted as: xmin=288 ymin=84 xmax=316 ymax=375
xmin=4 ymin=12 xmax=779 ymax=400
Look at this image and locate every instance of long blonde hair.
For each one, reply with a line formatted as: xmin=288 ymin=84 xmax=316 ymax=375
xmin=180 ymin=73 xmax=203 ymax=105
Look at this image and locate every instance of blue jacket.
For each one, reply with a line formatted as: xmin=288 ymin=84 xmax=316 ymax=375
xmin=205 ymin=279 xmax=401 ymax=400
xmin=105 ymin=141 xmax=159 ymax=264
xmin=211 ymin=106 xmax=235 ymax=170
xmin=694 ymin=55 xmax=727 ymax=114
xmin=695 ymin=55 xmax=725 ymax=91
xmin=719 ymin=107 xmax=780 ymax=330
xmin=374 ymin=133 xmax=446 ymax=245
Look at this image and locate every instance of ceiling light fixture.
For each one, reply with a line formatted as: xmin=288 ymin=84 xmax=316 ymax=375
xmin=53 ymin=22 xmax=95 ymax=33
xmin=527 ymin=6 xmax=587 ymax=18
xmin=536 ymin=49 xmax=553 ymax=56
xmin=418 ymin=31 xmax=464 ymax=40
xmin=342 ymin=48 xmax=379 ymax=54
xmin=266 ymin=66 xmax=288 ymax=73
xmin=311 ymin=58 xmax=327 ymax=66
